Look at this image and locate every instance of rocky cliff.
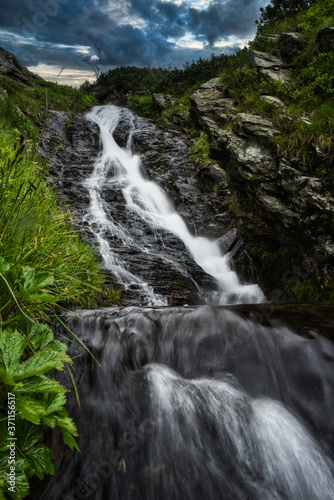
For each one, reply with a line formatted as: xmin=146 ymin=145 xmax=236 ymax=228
xmin=189 ymin=52 xmax=334 ymax=302
xmin=0 ymin=46 xmax=37 ymax=87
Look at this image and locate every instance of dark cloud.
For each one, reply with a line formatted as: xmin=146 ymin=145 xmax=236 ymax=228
xmin=0 ymin=0 xmax=269 ymax=80
xmin=188 ymin=0 xmax=264 ymax=46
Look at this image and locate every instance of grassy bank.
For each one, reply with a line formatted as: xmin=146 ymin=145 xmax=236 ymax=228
xmin=0 ymin=75 xmax=108 ymax=498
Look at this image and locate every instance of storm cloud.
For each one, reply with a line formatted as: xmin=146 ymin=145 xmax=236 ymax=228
xmin=0 ymin=0 xmax=269 ymax=82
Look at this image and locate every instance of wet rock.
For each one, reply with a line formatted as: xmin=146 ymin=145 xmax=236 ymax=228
xmin=278 ymin=32 xmax=304 ymax=62
xmin=40 ymin=109 xmax=228 ymax=306
xmin=196 ymin=164 xmax=227 ymax=190
xmin=217 ymin=228 xmax=238 ymax=254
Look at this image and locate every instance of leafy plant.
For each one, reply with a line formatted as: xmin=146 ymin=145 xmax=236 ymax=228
xmin=0 ymin=322 xmax=79 ymax=499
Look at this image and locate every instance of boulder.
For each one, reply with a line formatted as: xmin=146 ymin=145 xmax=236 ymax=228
xmin=152 ymin=93 xmax=175 ymax=111
xmin=278 ymin=32 xmax=303 ymax=62
xmin=217 ymin=228 xmax=238 ymax=254
xmin=316 ymin=26 xmax=334 ymax=52
xmin=260 ymin=95 xmax=285 ymax=108
xmin=250 ymin=50 xmax=290 ymax=83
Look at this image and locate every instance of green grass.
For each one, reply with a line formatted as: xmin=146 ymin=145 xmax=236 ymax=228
xmin=0 ymin=92 xmax=104 ymax=312
xmin=189 ymin=133 xmax=211 ymax=167
xmin=0 ymin=75 xmax=98 ymax=125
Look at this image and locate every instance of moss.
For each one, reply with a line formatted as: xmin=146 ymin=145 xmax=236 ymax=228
xmin=284 ymin=279 xmax=321 ymax=302
xmin=324 ymin=279 xmax=334 ymax=300
xmin=189 ymin=133 xmax=211 ymax=167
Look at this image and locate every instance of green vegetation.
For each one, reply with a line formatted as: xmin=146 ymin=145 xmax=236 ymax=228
xmin=220 ymin=0 xmax=334 ymax=178
xmin=84 ymin=54 xmax=229 ymax=101
xmin=189 ymin=134 xmax=211 ymax=167
xmin=0 ymin=76 xmax=98 ymax=126
xmin=127 ymin=94 xmax=157 ymax=117
xmin=0 ymin=74 xmax=107 ymax=497
xmin=257 ymin=0 xmax=316 ymax=25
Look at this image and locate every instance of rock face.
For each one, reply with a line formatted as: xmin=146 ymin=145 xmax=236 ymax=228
xmin=0 ymin=47 xmax=37 ymax=86
xmin=190 ymin=78 xmax=334 ymax=301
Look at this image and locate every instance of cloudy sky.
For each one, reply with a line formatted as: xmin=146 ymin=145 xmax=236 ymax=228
xmin=0 ymin=0 xmax=269 ymax=87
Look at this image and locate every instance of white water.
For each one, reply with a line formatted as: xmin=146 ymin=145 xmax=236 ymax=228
xmin=147 ymin=363 xmax=334 ymax=500
xmin=86 ymin=105 xmax=265 ymax=305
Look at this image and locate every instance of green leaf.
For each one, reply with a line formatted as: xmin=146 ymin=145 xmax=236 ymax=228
xmin=0 ymin=453 xmax=30 ymax=500
xmin=46 ymin=340 xmax=68 ymax=354
xmin=0 ymin=258 xmax=12 ymax=273
xmin=16 ymin=420 xmax=42 ymax=452
xmin=0 ymin=330 xmax=26 ymax=373
xmin=41 ymin=415 xmax=58 ymax=428
xmin=12 ymin=347 xmax=71 ymax=381
xmin=17 ymin=320 xmax=53 ymax=351
xmin=16 ymin=285 xmax=55 ymax=304
xmin=15 ymin=395 xmax=47 ymax=425
xmin=24 ymin=444 xmax=54 ymax=480
xmin=5 ymin=471 xmax=29 ymax=500
xmin=13 ymin=376 xmax=67 ymax=395
xmin=43 ymin=393 xmax=67 ymax=415
xmin=0 ymin=421 xmax=9 ymax=453
xmin=20 ymin=268 xmax=54 ymax=292
xmin=0 ymin=369 xmax=15 ymax=385
xmin=56 ymin=416 xmax=78 ymax=437
xmin=59 ymin=427 xmax=80 ymax=452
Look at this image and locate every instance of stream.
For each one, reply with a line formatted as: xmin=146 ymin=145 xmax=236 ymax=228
xmin=40 ymin=106 xmax=334 ymax=500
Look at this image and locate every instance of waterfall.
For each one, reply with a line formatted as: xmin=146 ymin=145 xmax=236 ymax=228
xmin=39 ymin=105 xmax=334 ymax=500
xmin=85 ymin=105 xmax=265 ymax=305
xmin=44 ymin=306 xmax=334 ymax=500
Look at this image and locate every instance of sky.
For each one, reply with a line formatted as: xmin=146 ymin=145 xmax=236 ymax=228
xmin=0 ymin=0 xmax=270 ymax=87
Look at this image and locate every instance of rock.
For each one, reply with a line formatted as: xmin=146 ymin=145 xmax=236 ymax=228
xmin=250 ymin=50 xmax=290 ymax=83
xmin=0 ymin=46 xmax=37 ymax=86
xmin=197 ymin=164 xmax=227 ymax=190
xmin=152 ymin=93 xmax=175 ymax=111
xmin=199 ymin=77 xmax=224 ymax=91
xmin=217 ymin=228 xmax=238 ymax=253
xmin=234 ymin=113 xmax=279 ymax=143
xmin=152 ymin=93 xmax=168 ymax=110
xmin=316 ymin=26 xmax=334 ymax=52
xmin=278 ymin=32 xmax=303 ymax=62
xmin=260 ymin=95 xmax=285 ymax=108
xmin=189 ymin=79 xmax=236 ymax=134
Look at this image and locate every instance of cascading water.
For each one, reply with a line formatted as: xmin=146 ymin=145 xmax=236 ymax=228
xmin=39 ymin=106 xmax=334 ymax=500
xmin=85 ymin=105 xmax=264 ymax=305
